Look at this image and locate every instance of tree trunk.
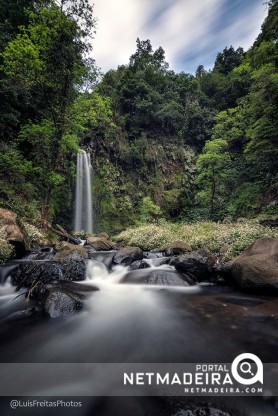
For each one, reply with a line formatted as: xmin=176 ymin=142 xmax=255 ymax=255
xmin=211 ymin=174 xmax=216 ymax=216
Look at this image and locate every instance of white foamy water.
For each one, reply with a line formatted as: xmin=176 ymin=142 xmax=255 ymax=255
xmin=86 ymin=259 xmax=128 ymax=285
xmin=0 ymin=260 xmax=277 ymax=416
xmin=85 ymin=259 xmax=201 ymax=293
xmin=74 ymin=150 xmax=93 ymax=233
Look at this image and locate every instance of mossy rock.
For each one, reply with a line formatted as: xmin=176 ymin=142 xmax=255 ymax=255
xmin=53 ymin=242 xmax=87 ymax=260
xmin=86 ymin=236 xmax=114 ymax=251
xmin=158 ymin=240 xmax=192 ymax=256
xmin=113 ymin=246 xmax=143 ymax=266
xmin=226 ymin=237 xmax=278 ymax=293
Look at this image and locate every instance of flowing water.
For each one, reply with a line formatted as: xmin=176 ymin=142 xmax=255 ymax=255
xmin=0 ymin=253 xmax=277 ymax=415
xmin=74 ymin=150 xmax=93 ymax=233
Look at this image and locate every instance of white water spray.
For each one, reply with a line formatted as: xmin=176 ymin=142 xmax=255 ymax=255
xmin=74 ymin=150 xmax=93 ymax=233
xmin=86 ymin=260 xmax=128 ymax=286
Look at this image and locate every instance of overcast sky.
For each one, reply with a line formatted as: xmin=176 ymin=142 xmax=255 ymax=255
xmin=91 ymin=0 xmax=268 ymax=75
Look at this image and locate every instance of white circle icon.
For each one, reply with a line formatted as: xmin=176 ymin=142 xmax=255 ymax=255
xmin=231 ymin=353 xmax=263 ymax=385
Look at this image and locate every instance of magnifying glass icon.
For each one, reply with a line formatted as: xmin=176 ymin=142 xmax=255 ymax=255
xmin=240 ymin=362 xmax=254 ymax=376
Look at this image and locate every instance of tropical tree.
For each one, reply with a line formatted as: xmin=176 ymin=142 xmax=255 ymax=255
xmin=0 ymin=0 xmax=96 ymax=219
xmin=196 ymin=138 xmax=231 ymax=216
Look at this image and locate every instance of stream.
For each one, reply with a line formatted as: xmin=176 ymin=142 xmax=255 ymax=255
xmin=0 ymin=251 xmax=277 ymax=415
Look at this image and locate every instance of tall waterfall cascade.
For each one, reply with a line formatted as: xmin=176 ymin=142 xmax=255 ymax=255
xmin=74 ymin=150 xmax=93 ymax=233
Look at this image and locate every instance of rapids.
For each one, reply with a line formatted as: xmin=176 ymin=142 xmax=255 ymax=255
xmin=0 ymin=251 xmax=277 ymax=415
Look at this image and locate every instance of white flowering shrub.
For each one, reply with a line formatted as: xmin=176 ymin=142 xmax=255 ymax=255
xmin=0 ymin=239 xmax=15 ymax=263
xmin=23 ymin=222 xmax=47 ymax=245
xmin=114 ymin=221 xmax=278 ymax=259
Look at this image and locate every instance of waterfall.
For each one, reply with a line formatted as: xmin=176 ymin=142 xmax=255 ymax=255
xmin=74 ymin=150 xmax=93 ymax=233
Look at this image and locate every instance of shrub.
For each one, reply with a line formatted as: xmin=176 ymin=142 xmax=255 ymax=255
xmin=114 ymin=220 xmax=278 ymax=259
xmin=0 ymin=240 xmax=15 ymax=263
xmin=23 ymin=222 xmax=48 ymax=246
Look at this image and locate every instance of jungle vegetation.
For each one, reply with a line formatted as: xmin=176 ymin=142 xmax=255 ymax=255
xmin=0 ymin=0 xmax=277 ymax=232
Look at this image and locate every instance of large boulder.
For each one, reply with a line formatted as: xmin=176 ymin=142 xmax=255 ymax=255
xmin=60 ymin=258 xmax=87 ymax=281
xmin=146 ymin=269 xmax=194 ymax=286
xmin=11 ymin=261 xmax=63 ymax=288
xmin=11 ymin=258 xmax=87 ymax=288
xmin=0 ymin=209 xmax=30 ymax=258
xmin=37 ymin=280 xmax=99 ymax=318
xmin=11 ymin=248 xmax=88 ymax=288
xmin=170 ymin=248 xmax=216 ymax=281
xmin=129 ymin=260 xmax=150 ymax=270
xmin=53 ymin=242 xmax=88 ymax=261
xmin=121 ymin=268 xmax=195 ymax=286
xmin=86 ymin=236 xmax=114 ymax=251
xmin=53 ymin=241 xmax=88 ymax=281
xmin=113 ymin=246 xmax=143 ymax=266
xmin=224 ymin=237 xmax=278 ymax=293
xmin=157 ymin=240 xmax=192 ymax=256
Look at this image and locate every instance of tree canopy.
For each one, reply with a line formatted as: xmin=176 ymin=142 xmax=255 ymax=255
xmin=0 ymin=0 xmax=277 ymax=231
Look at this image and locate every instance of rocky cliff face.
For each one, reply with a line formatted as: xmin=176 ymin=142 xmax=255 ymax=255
xmin=86 ymin=132 xmax=196 ymax=233
xmin=0 ymin=209 xmax=31 ymax=262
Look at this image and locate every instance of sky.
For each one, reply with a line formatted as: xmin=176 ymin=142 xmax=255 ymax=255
xmin=91 ymin=0 xmax=268 ymax=75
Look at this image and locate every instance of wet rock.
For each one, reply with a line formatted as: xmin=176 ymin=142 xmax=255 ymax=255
xmin=11 ymin=255 xmax=87 ymax=288
xmin=143 ymin=252 xmax=163 ymax=259
xmin=0 ymin=208 xmax=30 ymax=258
xmin=86 ymin=236 xmax=114 ymax=251
xmin=145 ymin=257 xmax=170 ymax=268
xmin=146 ymin=269 xmax=194 ymax=286
xmin=171 ymin=249 xmax=216 ymax=281
xmin=53 ymin=242 xmax=88 ymax=261
xmin=33 ymin=247 xmax=55 ymax=260
xmin=7 ymin=307 xmax=36 ymax=321
xmin=39 ymin=280 xmax=99 ymax=318
xmin=157 ymin=240 xmax=192 ymax=256
xmin=52 ymin=242 xmax=89 ymax=281
xmin=60 ymin=258 xmax=87 ymax=281
xmin=129 ymin=260 xmax=150 ymax=270
xmin=224 ymin=237 xmax=278 ymax=293
xmin=122 ymin=268 xmax=194 ymax=286
xmin=11 ymin=261 xmax=63 ymax=287
xmin=121 ymin=269 xmax=151 ymax=284
xmin=113 ymin=246 xmax=143 ymax=266
xmin=213 ymin=261 xmax=231 ymax=275
xmin=43 ymin=291 xmax=83 ymax=318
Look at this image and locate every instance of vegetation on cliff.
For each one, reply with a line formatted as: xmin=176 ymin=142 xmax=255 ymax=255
xmin=0 ymin=0 xmax=277 ymax=233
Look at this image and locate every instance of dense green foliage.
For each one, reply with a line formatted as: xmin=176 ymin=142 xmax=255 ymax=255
xmin=0 ymin=0 xmax=96 ymax=224
xmin=0 ymin=0 xmax=277 ymax=232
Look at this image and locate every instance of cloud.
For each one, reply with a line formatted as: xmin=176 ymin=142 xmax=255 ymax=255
xmin=91 ymin=0 xmax=268 ymax=74
xmin=178 ymin=0 xmax=268 ymax=73
xmin=140 ymin=0 xmax=223 ymax=70
xmin=92 ymin=0 xmax=145 ymax=70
